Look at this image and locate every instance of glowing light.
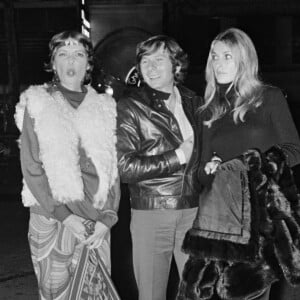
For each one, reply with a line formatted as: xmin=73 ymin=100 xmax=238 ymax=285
xmin=105 ymin=86 xmax=114 ymax=96
xmin=82 ymin=26 xmax=90 ymax=38
xmin=83 ymin=18 xmax=90 ymax=29
xmin=81 ymin=3 xmax=90 ymax=38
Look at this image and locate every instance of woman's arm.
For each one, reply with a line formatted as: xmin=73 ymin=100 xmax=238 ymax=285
xmin=21 ymin=108 xmax=88 ymax=240
xmin=20 ymin=108 xmax=72 ymax=221
xmin=197 ymin=123 xmax=215 ymax=185
xmin=83 ymin=176 xmax=121 ymax=248
xmin=95 ymin=176 xmax=121 ymax=229
xmin=269 ymin=88 xmax=300 ymax=167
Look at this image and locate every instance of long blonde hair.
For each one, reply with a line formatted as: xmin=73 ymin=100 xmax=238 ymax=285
xmin=201 ymin=28 xmax=265 ymax=127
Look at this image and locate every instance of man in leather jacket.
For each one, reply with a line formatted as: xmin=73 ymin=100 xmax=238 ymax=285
xmin=117 ymin=35 xmax=202 ymax=300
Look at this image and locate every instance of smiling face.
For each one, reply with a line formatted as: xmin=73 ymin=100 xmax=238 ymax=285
xmin=52 ymin=39 xmax=89 ymax=91
xmin=211 ymin=41 xmax=238 ymax=84
xmin=139 ymin=46 xmax=176 ymax=93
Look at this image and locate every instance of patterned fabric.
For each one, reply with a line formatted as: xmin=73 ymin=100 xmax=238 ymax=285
xmin=69 ymin=247 xmax=120 ymax=300
xmin=28 ymin=213 xmax=113 ymax=300
xmin=178 ymin=146 xmax=300 ymax=300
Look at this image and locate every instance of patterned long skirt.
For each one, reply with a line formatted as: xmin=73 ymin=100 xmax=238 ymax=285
xmin=28 ymin=213 xmax=118 ymax=300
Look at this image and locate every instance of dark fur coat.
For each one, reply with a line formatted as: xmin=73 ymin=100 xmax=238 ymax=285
xmin=177 ymin=147 xmax=300 ymax=300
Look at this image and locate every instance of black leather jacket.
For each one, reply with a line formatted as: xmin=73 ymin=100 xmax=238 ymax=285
xmin=117 ymin=84 xmax=202 ymax=210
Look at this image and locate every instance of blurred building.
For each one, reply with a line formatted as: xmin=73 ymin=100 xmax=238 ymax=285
xmin=1 ymin=0 xmax=300 ymax=101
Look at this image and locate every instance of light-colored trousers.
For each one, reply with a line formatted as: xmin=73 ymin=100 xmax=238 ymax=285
xmin=130 ymin=207 xmax=198 ymax=300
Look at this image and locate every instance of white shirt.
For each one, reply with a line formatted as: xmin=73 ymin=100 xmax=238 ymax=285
xmin=165 ymin=87 xmax=194 ymax=164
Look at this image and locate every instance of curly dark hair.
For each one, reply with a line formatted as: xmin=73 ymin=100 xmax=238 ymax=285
xmin=136 ymin=35 xmax=189 ymax=85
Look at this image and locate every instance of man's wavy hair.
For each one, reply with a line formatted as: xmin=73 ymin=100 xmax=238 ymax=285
xmin=136 ymin=35 xmax=189 ymax=85
xmin=45 ymin=30 xmax=94 ymax=83
xmin=201 ymin=28 xmax=265 ymax=127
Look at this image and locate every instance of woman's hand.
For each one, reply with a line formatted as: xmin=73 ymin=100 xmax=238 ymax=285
xmin=83 ymin=221 xmax=109 ymax=249
xmin=204 ymin=154 xmax=222 ymax=175
xmin=63 ymin=214 xmax=87 ymax=241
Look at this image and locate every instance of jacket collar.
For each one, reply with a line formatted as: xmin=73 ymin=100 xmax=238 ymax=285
xmin=144 ymin=84 xmax=170 ymax=102
xmin=130 ymin=83 xmax=196 ymax=108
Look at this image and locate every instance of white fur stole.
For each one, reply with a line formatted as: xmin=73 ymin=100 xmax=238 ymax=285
xmin=15 ymin=84 xmax=118 ymax=209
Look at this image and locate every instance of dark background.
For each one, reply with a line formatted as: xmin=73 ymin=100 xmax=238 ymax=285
xmin=0 ymin=1 xmax=300 ymax=299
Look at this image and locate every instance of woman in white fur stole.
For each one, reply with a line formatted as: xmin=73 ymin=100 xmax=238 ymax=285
xmin=15 ymin=31 xmax=120 ymax=300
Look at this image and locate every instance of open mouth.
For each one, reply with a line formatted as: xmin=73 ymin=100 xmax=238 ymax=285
xmin=66 ymin=68 xmax=76 ymax=77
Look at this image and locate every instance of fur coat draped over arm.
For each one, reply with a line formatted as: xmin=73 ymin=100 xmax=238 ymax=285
xmin=178 ymin=146 xmax=300 ymax=300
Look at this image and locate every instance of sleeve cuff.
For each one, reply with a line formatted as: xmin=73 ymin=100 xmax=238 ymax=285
xmin=97 ymin=211 xmax=118 ymax=228
xmin=52 ymin=205 xmax=72 ymax=222
xmin=163 ymin=150 xmax=182 ymax=173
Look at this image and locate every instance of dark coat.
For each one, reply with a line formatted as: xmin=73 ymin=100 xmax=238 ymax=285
xmin=117 ymin=84 xmax=203 ymax=210
xmin=177 ymin=146 xmax=300 ymax=300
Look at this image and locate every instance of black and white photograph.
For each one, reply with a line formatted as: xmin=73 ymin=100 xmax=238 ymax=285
xmin=1 ymin=1 xmax=300 ymax=300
